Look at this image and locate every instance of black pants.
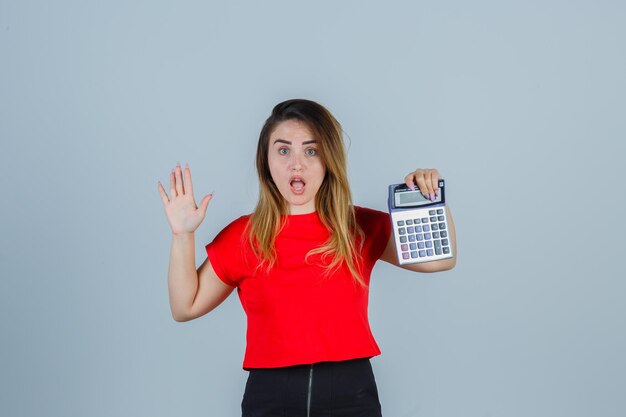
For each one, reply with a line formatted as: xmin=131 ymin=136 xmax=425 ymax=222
xmin=241 ymin=357 xmax=383 ymax=417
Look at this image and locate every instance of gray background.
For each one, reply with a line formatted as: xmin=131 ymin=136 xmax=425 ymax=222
xmin=1 ymin=1 xmax=625 ymax=416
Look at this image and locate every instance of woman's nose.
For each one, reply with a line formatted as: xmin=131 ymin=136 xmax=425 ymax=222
xmin=289 ymin=153 xmax=304 ymax=170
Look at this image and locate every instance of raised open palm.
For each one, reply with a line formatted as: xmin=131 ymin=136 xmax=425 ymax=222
xmin=158 ymin=163 xmax=213 ymax=235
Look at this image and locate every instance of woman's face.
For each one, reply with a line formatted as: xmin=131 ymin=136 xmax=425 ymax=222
xmin=268 ymin=119 xmax=326 ymax=215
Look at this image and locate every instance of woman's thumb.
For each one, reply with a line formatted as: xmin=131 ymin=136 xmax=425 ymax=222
xmin=199 ymin=192 xmax=214 ymax=215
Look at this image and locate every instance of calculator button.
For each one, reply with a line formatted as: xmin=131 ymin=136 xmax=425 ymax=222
xmin=406 ymin=219 xmax=413 ymax=225
xmin=427 ymin=249 xmax=434 ymax=256
xmin=398 ymin=228 xmax=406 ymax=235
xmin=435 ymin=247 xmax=442 ymax=255
xmin=439 ymin=223 xmax=446 ymax=230
xmin=423 ymin=225 xmax=430 ymax=232
xmin=437 ymin=209 xmax=443 ymax=214
xmin=416 ymin=234 xmax=423 ymax=241
xmin=408 ymin=235 xmax=415 ymax=242
xmin=440 ymin=231 xmax=448 ymax=238
xmin=430 ymin=216 xmax=437 ymax=222
xmin=433 ymin=232 xmax=440 ymax=238
xmin=413 ymin=218 xmax=421 ymax=224
xmin=397 ymin=220 xmax=405 ymax=226
xmin=415 ymin=225 xmax=422 ymax=232
xmin=429 ymin=210 xmax=436 ymax=215
xmin=432 ymin=224 xmax=439 ymax=231
xmin=425 ymin=241 xmax=433 ymax=248
xmin=419 ymin=250 xmax=426 ymax=257
xmin=438 ymin=216 xmax=445 ymax=221
xmin=442 ymin=239 xmax=449 ymax=246
xmin=402 ymin=252 xmax=410 ymax=260
xmin=400 ymin=236 xmax=407 ymax=243
xmin=421 ymin=217 xmax=428 ymax=223
xmin=434 ymin=240 xmax=441 ymax=249
xmin=417 ymin=242 xmax=425 ymax=249
xmin=409 ymin=243 xmax=417 ymax=250
xmin=443 ymin=247 xmax=450 ymax=254
xmin=401 ymin=244 xmax=408 ymax=251
xmin=424 ymin=233 xmax=431 ymax=240
xmin=407 ymin=226 xmax=414 ymax=233
xmin=410 ymin=251 xmax=418 ymax=258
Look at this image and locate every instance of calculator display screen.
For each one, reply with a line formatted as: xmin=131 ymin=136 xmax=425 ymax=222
xmin=395 ymin=189 xmax=441 ymax=207
xmin=399 ymin=192 xmax=426 ymax=204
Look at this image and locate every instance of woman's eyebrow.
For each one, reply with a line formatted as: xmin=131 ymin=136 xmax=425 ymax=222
xmin=272 ymin=139 xmax=318 ymax=145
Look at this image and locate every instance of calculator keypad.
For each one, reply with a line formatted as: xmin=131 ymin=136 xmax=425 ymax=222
xmin=393 ymin=208 xmax=451 ymax=263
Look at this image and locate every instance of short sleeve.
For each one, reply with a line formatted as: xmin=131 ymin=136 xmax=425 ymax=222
xmin=205 ymin=215 xmax=253 ymax=287
xmin=354 ymin=206 xmax=392 ymax=264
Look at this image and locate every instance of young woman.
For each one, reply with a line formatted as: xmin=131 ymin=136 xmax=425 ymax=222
xmin=158 ymin=99 xmax=457 ymax=417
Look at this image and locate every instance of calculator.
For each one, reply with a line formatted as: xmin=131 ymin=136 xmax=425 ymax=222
xmin=387 ymin=179 xmax=453 ymax=265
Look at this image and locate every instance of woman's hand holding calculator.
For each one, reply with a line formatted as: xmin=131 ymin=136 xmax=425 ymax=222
xmin=404 ymin=168 xmax=441 ymax=202
xmin=157 ymin=162 xmax=214 ymax=236
xmin=386 ymin=166 xmax=456 ymax=267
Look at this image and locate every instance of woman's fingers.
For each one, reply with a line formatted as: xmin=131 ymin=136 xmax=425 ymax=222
xmin=183 ymin=164 xmax=195 ymax=200
xmin=426 ymin=169 xmax=439 ymax=199
xmin=166 ymin=162 xmax=196 ymax=201
xmin=169 ymin=169 xmax=177 ymax=198
xmin=174 ymin=162 xmax=184 ymax=196
xmin=158 ymin=181 xmax=170 ymax=205
xmin=415 ymin=169 xmax=437 ymax=199
xmin=414 ymin=173 xmax=430 ymax=198
xmin=406 ymin=168 xmax=441 ymax=201
xmin=404 ymin=173 xmax=415 ymax=191
xmin=199 ymin=192 xmax=214 ymax=218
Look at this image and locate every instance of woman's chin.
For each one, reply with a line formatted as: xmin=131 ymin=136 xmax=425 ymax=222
xmin=287 ymin=200 xmax=316 ymax=215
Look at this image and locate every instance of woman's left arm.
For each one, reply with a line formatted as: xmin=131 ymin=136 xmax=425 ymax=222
xmin=378 ymin=168 xmax=457 ymax=273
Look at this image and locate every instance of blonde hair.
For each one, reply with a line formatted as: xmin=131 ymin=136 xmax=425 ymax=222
xmin=248 ymin=99 xmax=366 ymax=286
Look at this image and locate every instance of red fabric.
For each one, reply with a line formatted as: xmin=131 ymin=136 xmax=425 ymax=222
xmin=205 ymin=206 xmax=391 ymax=369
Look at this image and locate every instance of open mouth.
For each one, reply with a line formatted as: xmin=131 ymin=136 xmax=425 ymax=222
xmin=290 ymin=177 xmax=306 ymax=194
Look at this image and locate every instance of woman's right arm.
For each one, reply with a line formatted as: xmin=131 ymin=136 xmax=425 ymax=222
xmin=167 ymin=232 xmax=235 ymax=322
xmin=159 ymin=163 xmax=235 ymax=322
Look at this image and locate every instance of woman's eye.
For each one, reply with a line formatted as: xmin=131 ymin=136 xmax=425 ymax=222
xmin=306 ymin=148 xmax=317 ymax=156
xmin=278 ymin=148 xmax=289 ymax=155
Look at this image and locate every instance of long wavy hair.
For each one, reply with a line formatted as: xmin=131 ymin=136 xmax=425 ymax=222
xmin=248 ymin=99 xmax=366 ymax=286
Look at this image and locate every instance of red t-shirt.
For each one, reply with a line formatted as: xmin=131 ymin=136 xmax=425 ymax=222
xmin=205 ymin=205 xmax=391 ymax=369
